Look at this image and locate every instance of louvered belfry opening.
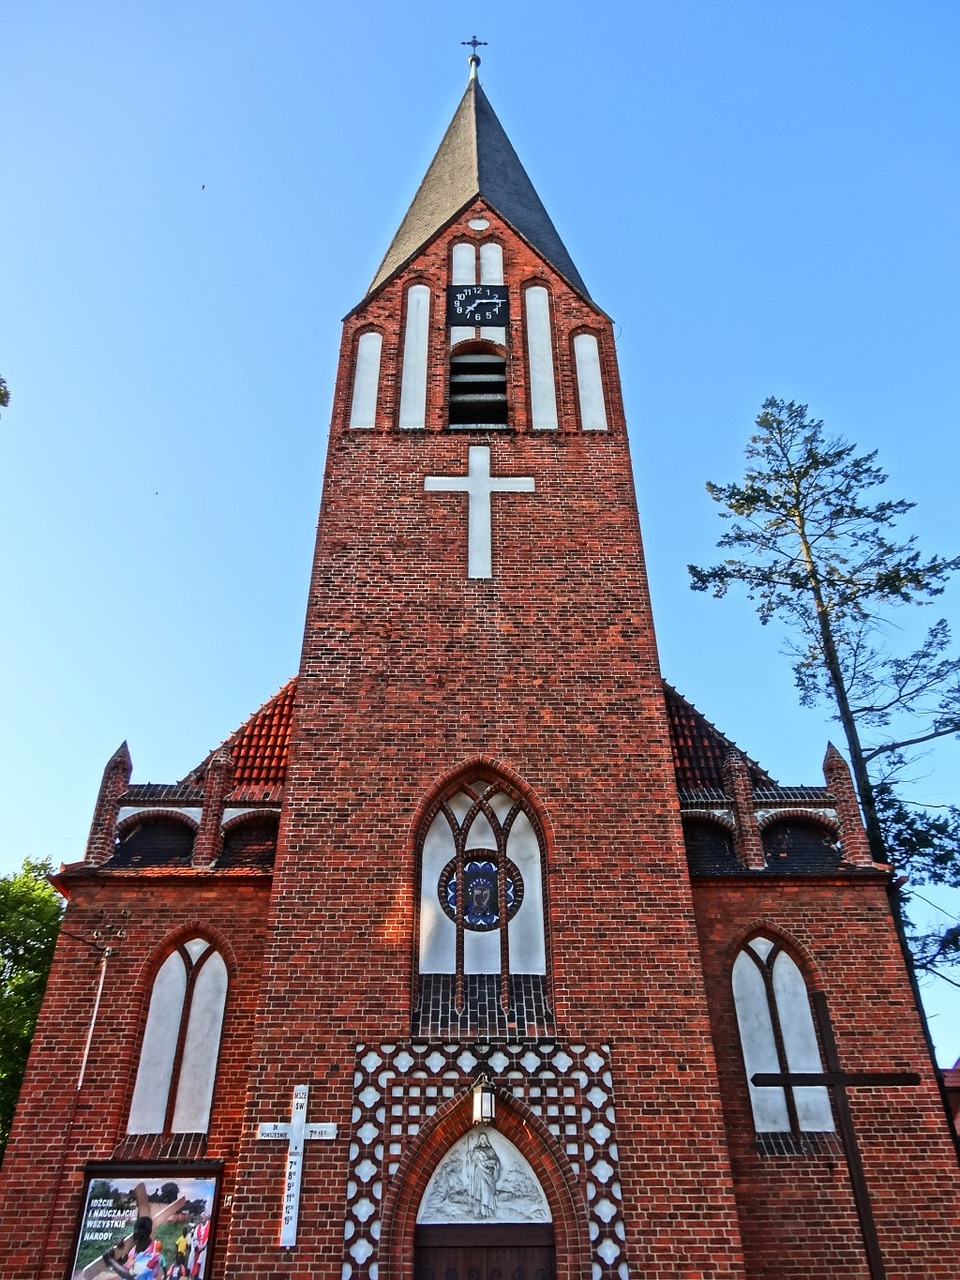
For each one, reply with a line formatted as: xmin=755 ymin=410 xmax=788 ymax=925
xmin=449 ymin=348 xmax=508 ymax=426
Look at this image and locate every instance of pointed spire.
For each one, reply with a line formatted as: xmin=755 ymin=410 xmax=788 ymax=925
xmin=84 ymin=742 xmax=133 ymax=866
xmin=367 ymin=79 xmax=589 ymax=299
xmin=194 ymin=746 xmax=235 ymax=868
xmin=823 ymin=742 xmax=874 ymax=866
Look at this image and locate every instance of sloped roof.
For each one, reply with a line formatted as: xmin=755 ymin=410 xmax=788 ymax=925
xmin=367 ymin=78 xmax=589 ymax=299
xmin=185 ymin=677 xmax=774 ymax=798
xmin=184 ymin=678 xmax=295 ymax=800
xmin=662 ymin=682 xmax=775 ymax=792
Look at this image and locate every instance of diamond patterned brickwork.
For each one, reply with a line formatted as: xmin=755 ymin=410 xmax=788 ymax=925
xmin=345 ymin=1041 xmax=627 ymax=1280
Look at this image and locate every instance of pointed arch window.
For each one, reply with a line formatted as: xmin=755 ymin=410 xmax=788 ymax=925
xmin=732 ymin=936 xmax=834 ymax=1137
xmin=417 ymin=775 xmax=550 ymax=1037
xmin=127 ymin=937 xmax=227 ymax=1135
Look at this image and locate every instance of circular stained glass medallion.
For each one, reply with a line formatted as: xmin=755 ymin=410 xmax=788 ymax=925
xmin=439 ymin=855 xmax=524 ymax=931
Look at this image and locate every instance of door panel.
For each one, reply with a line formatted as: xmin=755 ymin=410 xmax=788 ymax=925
xmin=414 ymin=1243 xmax=554 ymax=1280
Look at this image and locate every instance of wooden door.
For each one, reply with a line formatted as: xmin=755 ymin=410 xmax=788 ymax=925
xmin=414 ymin=1224 xmax=555 ymax=1280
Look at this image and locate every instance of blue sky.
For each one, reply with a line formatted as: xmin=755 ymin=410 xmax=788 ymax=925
xmin=3 ymin=2 xmax=958 ymax=1061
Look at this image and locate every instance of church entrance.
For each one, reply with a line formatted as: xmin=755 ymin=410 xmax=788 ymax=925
xmin=413 ymin=1127 xmax=556 ymax=1280
xmin=414 ymin=1224 xmax=555 ymax=1280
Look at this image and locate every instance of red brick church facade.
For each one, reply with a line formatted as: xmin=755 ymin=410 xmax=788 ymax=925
xmin=3 ymin=69 xmax=958 ymax=1280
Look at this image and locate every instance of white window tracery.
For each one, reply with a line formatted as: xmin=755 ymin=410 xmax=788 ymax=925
xmin=127 ymin=937 xmax=227 ymax=1135
xmin=732 ymin=936 xmax=834 ymax=1134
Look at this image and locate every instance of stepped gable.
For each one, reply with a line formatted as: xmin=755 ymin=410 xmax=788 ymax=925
xmin=184 ymin=678 xmax=296 ymax=802
xmin=366 ymin=77 xmax=589 ymax=300
xmin=663 ymin=681 xmax=775 ymax=793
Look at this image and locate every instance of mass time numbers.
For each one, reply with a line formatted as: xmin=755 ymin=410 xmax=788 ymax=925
xmin=446 ymin=284 xmax=510 ymax=327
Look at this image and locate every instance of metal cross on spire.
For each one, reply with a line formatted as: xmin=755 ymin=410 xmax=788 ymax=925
xmin=461 ymin=35 xmax=487 ymax=79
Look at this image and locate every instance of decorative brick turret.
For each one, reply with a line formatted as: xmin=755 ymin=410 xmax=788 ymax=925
xmin=83 ymin=741 xmax=132 ymax=866
xmin=723 ymin=748 xmax=765 ymax=869
xmin=193 ymin=746 xmax=235 ymax=867
xmin=823 ymin=741 xmax=875 ymax=867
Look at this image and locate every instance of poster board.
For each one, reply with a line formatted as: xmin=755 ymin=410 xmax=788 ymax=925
xmin=70 ymin=1166 xmax=220 ymax=1280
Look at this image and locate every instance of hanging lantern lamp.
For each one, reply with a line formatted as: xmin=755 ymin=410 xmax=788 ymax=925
xmin=472 ymin=1072 xmax=496 ymax=1126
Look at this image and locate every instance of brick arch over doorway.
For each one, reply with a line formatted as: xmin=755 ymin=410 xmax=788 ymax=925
xmin=378 ymin=1087 xmax=590 ymax=1280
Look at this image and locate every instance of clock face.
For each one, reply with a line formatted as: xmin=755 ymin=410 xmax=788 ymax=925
xmin=446 ymin=284 xmax=509 ymax=326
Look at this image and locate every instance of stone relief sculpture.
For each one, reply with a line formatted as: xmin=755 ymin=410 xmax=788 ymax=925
xmin=417 ymin=1130 xmax=551 ymax=1225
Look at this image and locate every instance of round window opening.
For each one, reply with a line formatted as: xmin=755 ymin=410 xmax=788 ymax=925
xmin=439 ymin=855 xmax=524 ymax=931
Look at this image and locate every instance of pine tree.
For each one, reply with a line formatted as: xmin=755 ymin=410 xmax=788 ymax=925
xmin=689 ymin=398 xmax=960 ymax=969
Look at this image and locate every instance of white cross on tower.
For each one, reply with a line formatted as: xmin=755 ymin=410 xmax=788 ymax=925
xmin=425 ymin=445 xmax=535 ymax=578
xmin=256 ymin=1084 xmax=337 ymax=1247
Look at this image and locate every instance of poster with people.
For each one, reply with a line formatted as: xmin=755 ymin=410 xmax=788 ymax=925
xmin=70 ymin=1172 xmax=218 ymax=1280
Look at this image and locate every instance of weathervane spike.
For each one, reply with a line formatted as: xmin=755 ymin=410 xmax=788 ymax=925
xmin=461 ymin=35 xmax=488 ymax=80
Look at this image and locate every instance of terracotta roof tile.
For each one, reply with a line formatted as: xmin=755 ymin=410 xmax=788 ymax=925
xmin=183 ymin=678 xmax=783 ymax=805
xmin=662 ymin=682 xmax=775 ymax=792
xmin=185 ymin=679 xmax=296 ymax=801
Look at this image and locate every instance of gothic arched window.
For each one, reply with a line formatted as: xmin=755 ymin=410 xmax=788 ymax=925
xmin=762 ymin=818 xmax=841 ymax=871
xmin=113 ymin=817 xmax=195 ymax=868
xmin=127 ymin=937 xmax=228 ymax=1135
xmin=732 ymin=936 xmax=834 ymax=1137
xmin=416 ymin=774 xmax=549 ymax=1037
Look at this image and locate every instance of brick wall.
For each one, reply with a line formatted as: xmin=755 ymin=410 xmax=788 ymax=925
xmin=0 ymin=870 xmax=270 ymax=1279
xmin=692 ymin=873 xmax=960 ymax=1278
xmin=218 ymin=203 xmax=750 ymax=1279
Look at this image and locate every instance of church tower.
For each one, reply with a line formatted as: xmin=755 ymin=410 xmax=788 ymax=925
xmin=2 ymin=61 xmax=958 ymax=1280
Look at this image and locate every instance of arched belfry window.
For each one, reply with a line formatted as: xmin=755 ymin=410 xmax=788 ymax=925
xmin=416 ymin=774 xmax=551 ymax=1038
xmin=127 ymin=937 xmax=228 ymax=1136
xmin=732 ymin=936 xmax=834 ymax=1141
xmin=449 ymin=342 xmax=508 ymax=428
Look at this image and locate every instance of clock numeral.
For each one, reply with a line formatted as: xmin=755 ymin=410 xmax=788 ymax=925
xmin=446 ymin=285 xmax=509 ymax=328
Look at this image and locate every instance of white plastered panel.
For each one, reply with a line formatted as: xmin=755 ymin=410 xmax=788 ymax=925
xmin=349 ymin=331 xmax=383 ymax=429
xmin=748 ymin=936 xmax=775 ymax=961
xmin=773 ymin=953 xmax=834 ymax=1131
xmin=507 ymin=812 xmax=546 ymax=973
xmin=172 ymin=951 xmax=228 ymax=1132
xmin=127 ymin=952 xmax=186 ymax=1133
xmin=399 ymin=285 xmax=431 ymax=429
xmin=479 ymin=242 xmax=506 ymax=345
xmin=525 ymin=287 xmax=558 ymax=431
xmin=488 ymin=791 xmax=513 ymax=822
xmin=574 ymin=332 xmax=608 ymax=431
xmin=451 ymin=243 xmax=477 ymax=346
xmin=463 ymin=923 xmax=500 ymax=973
xmin=447 ymin=791 xmax=473 ymax=822
xmin=732 ymin=951 xmax=790 ymax=1132
xmin=419 ymin=812 xmax=456 ymax=972
xmin=465 ymin=811 xmax=496 ymax=849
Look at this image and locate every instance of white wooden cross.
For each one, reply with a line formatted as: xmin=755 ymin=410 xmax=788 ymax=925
xmin=256 ymin=1084 xmax=337 ymax=1248
xmin=425 ymin=445 xmax=535 ymax=578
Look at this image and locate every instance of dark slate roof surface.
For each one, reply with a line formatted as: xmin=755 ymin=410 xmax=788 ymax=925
xmin=367 ymin=79 xmax=589 ymax=299
xmin=663 ymin=682 xmax=775 ymax=791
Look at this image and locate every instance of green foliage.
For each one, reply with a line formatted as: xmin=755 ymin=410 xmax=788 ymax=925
xmin=0 ymin=375 xmax=8 ymax=415
xmin=690 ymin=398 xmax=960 ymax=971
xmin=0 ymin=859 xmax=63 ymax=1157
